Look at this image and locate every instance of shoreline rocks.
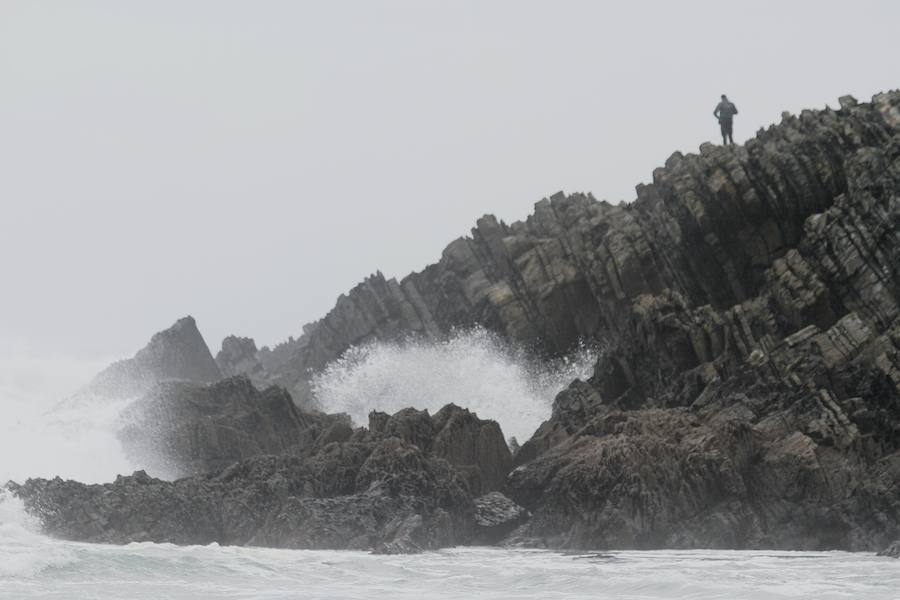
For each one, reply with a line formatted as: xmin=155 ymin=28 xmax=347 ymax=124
xmin=879 ymin=540 xmax=900 ymax=558
xmin=13 ymin=403 xmax=513 ymax=553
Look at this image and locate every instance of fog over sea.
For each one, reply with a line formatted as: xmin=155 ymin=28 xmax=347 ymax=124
xmin=1 ymin=340 xmax=898 ymax=599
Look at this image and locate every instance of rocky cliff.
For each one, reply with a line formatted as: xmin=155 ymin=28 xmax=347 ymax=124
xmin=503 ymin=92 xmax=900 ymax=551
xmin=12 ymin=90 xmax=900 ymax=554
xmin=219 ymin=93 xmax=900 ymax=416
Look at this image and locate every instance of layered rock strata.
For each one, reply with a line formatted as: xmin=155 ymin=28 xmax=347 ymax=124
xmin=504 ymin=94 xmax=900 ymax=550
xmin=220 ymin=92 xmax=900 ymax=417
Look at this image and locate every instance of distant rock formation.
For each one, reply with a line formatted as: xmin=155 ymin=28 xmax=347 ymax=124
xmin=66 ymin=316 xmax=221 ymax=403
xmin=215 ymin=336 xmax=264 ymax=379
xmin=118 ymin=376 xmax=349 ymax=478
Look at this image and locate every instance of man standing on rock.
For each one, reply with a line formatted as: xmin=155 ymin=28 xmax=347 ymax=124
xmin=714 ymin=94 xmax=738 ymax=146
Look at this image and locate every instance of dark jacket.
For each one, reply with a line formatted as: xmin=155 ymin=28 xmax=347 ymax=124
xmin=714 ymin=100 xmax=738 ymax=122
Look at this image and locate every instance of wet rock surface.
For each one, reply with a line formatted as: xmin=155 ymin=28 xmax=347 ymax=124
xmin=13 ymin=404 xmax=509 ymax=552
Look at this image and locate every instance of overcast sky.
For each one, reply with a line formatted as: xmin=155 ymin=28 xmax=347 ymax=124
xmin=2 ymin=0 xmax=899 ymax=365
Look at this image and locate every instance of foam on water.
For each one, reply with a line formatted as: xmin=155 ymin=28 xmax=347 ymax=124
xmin=0 ymin=532 xmax=898 ymax=600
xmin=0 ymin=489 xmax=77 ymax=579
xmin=311 ymin=327 xmax=598 ymax=442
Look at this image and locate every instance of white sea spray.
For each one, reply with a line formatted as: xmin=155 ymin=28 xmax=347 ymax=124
xmin=311 ymin=327 xmax=598 ymax=443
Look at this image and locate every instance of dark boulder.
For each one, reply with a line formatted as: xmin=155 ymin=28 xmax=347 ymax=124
xmin=473 ymin=492 xmax=529 ymax=544
xmin=357 ymin=404 xmax=512 ymax=495
xmin=431 ymin=404 xmax=513 ymax=495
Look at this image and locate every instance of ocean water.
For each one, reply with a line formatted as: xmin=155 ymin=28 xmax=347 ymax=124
xmin=1 ymin=498 xmax=898 ymax=600
xmin=2 ymin=341 xmax=899 ymax=599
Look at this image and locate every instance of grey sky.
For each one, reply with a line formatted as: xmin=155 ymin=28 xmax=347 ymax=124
xmin=2 ymin=0 xmax=898 ymax=363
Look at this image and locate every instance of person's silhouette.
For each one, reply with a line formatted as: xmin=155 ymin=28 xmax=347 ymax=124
xmin=714 ymin=94 xmax=738 ymax=146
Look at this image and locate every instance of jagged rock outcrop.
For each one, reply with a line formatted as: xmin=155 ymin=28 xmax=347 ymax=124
xmin=13 ymin=404 xmax=511 ymax=552
xmin=359 ymin=404 xmax=512 ymax=496
xmin=222 ymin=92 xmax=900 ymax=416
xmin=215 ymin=336 xmax=264 ymax=379
xmin=503 ymin=92 xmax=900 ymax=551
xmin=67 ymin=316 xmax=221 ymax=404
xmin=118 ymin=376 xmax=351 ymax=478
